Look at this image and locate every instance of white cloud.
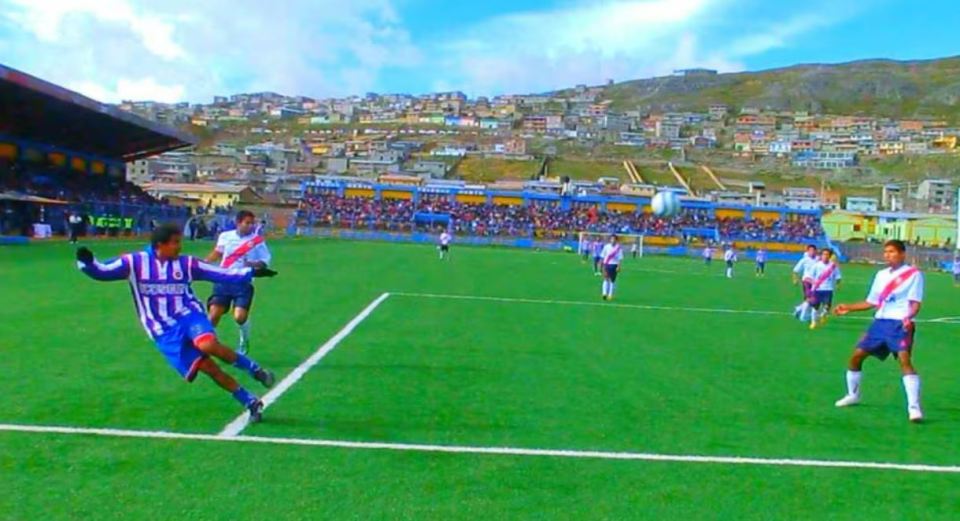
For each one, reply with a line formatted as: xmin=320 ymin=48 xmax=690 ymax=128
xmin=5 ymin=0 xmax=186 ymax=60
xmin=69 ymin=78 xmax=186 ymax=103
xmin=428 ymin=0 xmax=846 ymax=96
xmin=0 ymin=0 xmax=419 ymax=101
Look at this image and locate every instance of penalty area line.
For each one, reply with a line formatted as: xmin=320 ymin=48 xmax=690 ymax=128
xmin=218 ymin=292 xmax=391 ymax=437
xmin=0 ymin=422 xmax=958 ymax=474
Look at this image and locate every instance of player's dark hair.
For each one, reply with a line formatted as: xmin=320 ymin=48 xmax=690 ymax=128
xmin=884 ymin=239 xmax=907 ymax=253
xmin=806 ymin=244 xmax=817 ymax=250
xmin=151 ymin=223 xmax=182 ymax=247
xmin=821 ymin=248 xmax=833 ymax=255
xmin=236 ymin=210 xmax=255 ymax=223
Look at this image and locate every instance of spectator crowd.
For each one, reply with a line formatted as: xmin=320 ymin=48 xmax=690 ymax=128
xmin=298 ymin=193 xmax=825 ymax=243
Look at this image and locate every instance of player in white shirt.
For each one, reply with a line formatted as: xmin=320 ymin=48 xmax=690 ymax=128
xmin=702 ymin=245 xmax=713 ymax=266
xmin=723 ymin=246 xmax=737 ymax=278
xmin=438 ymin=231 xmax=452 ymax=260
xmin=952 ymin=257 xmax=960 ymax=286
xmin=805 ymin=248 xmax=842 ymax=329
xmin=792 ymin=245 xmax=819 ymax=321
xmin=206 ymin=211 xmax=273 ymax=354
xmin=833 ymin=240 xmax=924 ymax=422
xmin=599 ymin=234 xmax=624 ymax=300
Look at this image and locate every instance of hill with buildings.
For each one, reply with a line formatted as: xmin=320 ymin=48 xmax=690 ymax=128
xmin=596 ymin=57 xmax=960 ymax=121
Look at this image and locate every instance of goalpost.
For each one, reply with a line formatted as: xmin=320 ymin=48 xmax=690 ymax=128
xmin=577 ymin=231 xmax=645 ymax=259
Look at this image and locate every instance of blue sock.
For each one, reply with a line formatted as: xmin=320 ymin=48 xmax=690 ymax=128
xmin=233 ymin=353 xmax=261 ymax=377
xmin=231 ymin=387 xmax=257 ymax=407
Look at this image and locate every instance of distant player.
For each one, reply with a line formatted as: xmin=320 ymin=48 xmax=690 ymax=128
xmin=439 ymin=230 xmax=452 ymax=260
xmin=630 ymin=241 xmax=639 ymax=259
xmin=723 ymin=245 xmax=737 ymax=278
xmin=755 ymin=248 xmax=767 ymax=277
xmin=792 ymin=245 xmax=819 ymax=320
xmin=806 ymin=248 xmax=841 ymax=329
xmin=702 ymin=245 xmax=713 ymax=266
xmin=600 ymin=234 xmax=624 ymax=300
xmin=952 ymin=257 xmax=960 ymax=286
xmin=207 ymin=211 xmax=272 ymax=355
xmin=68 ymin=212 xmax=83 ymax=244
xmin=833 ymin=240 xmax=924 ymax=422
xmin=592 ymin=239 xmax=604 ymax=276
xmin=75 ymin=224 xmax=277 ymax=422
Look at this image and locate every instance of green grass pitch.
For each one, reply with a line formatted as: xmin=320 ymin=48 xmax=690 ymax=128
xmin=1 ymin=239 xmax=959 ymax=519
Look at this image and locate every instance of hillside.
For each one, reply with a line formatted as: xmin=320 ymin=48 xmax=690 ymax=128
xmin=597 ymin=57 xmax=960 ymax=121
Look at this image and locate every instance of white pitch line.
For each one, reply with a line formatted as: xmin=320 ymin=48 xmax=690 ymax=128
xmin=0 ymin=423 xmax=957 ymax=474
xmin=391 ymin=292 xmax=958 ymax=325
xmin=219 ymin=292 xmax=391 ymax=437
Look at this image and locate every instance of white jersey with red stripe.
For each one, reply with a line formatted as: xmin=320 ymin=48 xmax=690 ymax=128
xmin=808 ymin=260 xmax=842 ymax=291
xmin=440 ymin=232 xmax=452 ymax=246
xmin=599 ymin=243 xmax=624 ymax=265
xmin=215 ymin=230 xmax=272 ymax=270
xmin=866 ymin=264 xmax=924 ymax=320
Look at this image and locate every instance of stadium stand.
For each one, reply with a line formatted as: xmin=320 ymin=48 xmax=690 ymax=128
xmin=0 ymin=64 xmax=196 ymax=240
xmin=295 ymin=179 xmax=827 ymax=256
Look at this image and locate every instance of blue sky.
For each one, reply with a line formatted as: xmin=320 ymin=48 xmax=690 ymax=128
xmin=0 ymin=0 xmax=957 ymax=103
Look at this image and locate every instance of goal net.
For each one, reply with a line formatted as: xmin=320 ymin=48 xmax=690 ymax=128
xmin=577 ymin=231 xmax=644 ymax=259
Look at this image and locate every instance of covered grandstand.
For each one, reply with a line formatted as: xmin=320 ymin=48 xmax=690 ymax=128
xmin=0 ymin=63 xmax=198 ymax=242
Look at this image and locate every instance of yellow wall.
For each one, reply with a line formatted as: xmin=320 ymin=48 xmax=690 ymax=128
xmin=645 ymin=236 xmax=681 ymax=246
xmin=607 ymin=202 xmax=637 ymax=213
xmin=492 ymin=196 xmax=522 ymax=206
xmin=344 ymin=188 xmax=374 ymax=198
xmin=381 ymin=190 xmax=412 ymax=200
xmin=455 ymin=194 xmax=487 ymax=204
xmin=716 ymin=209 xmax=746 ymax=219
xmin=0 ymin=143 xmax=16 ymax=159
xmin=751 ymin=210 xmax=780 ymax=222
xmin=48 ymin=152 xmax=66 ymax=168
xmin=70 ymin=157 xmax=87 ymax=172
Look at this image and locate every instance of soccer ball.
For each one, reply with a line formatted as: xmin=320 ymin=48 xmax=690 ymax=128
xmin=651 ymin=191 xmax=681 ymax=218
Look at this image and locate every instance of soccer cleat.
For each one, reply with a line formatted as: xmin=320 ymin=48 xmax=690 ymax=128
xmin=254 ymin=368 xmax=276 ymax=388
xmin=834 ymin=395 xmax=861 ymax=407
xmin=809 ymin=321 xmax=817 ymax=330
xmin=248 ymin=399 xmax=265 ymax=424
xmin=908 ymin=406 xmax=923 ymax=423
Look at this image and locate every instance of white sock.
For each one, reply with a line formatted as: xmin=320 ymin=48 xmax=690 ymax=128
xmin=846 ymin=370 xmax=861 ymax=398
xmin=811 ymin=308 xmax=819 ymax=324
xmin=726 ymin=268 xmax=732 ymax=278
xmin=902 ymin=374 xmax=921 ymax=409
xmin=609 ymin=282 xmax=616 ymax=297
xmin=602 ymin=280 xmax=609 ymax=296
xmin=238 ymin=319 xmax=251 ymax=345
xmin=799 ymin=302 xmax=812 ymax=321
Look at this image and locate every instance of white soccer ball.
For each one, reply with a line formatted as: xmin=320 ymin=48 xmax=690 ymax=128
xmin=651 ymin=191 xmax=681 ymax=218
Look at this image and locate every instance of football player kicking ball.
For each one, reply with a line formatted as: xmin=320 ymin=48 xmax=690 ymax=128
xmin=833 ymin=240 xmax=924 ymax=423
xmin=76 ymin=224 xmax=278 ymax=423
xmin=600 ymin=234 xmax=623 ymax=300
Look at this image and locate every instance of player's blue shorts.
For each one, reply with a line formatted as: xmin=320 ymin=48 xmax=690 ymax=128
xmin=756 ymin=261 xmax=766 ymax=271
xmin=154 ymin=311 xmax=215 ymax=382
xmin=726 ymin=260 xmax=734 ymax=268
xmin=208 ymin=282 xmax=255 ymax=310
xmin=810 ymin=290 xmax=833 ymax=307
xmin=857 ymin=319 xmax=915 ymax=361
xmin=604 ymin=263 xmax=619 ymax=282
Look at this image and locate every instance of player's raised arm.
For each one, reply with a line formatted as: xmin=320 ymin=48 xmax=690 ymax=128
xmin=187 ymin=257 xmax=276 ymax=284
xmin=76 ymin=248 xmax=130 ymax=281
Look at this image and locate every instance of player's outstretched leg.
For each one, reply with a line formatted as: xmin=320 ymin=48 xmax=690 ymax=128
xmin=234 ymin=307 xmax=251 ymax=355
xmin=196 ymin=358 xmax=265 ymax=423
xmin=897 ymin=351 xmax=923 ymax=423
xmin=835 ymin=348 xmax=868 ymax=407
xmin=195 ymin=335 xmax=275 ymax=388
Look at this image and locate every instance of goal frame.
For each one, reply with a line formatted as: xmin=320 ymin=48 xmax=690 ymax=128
xmin=577 ymin=231 xmax=644 ymax=259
